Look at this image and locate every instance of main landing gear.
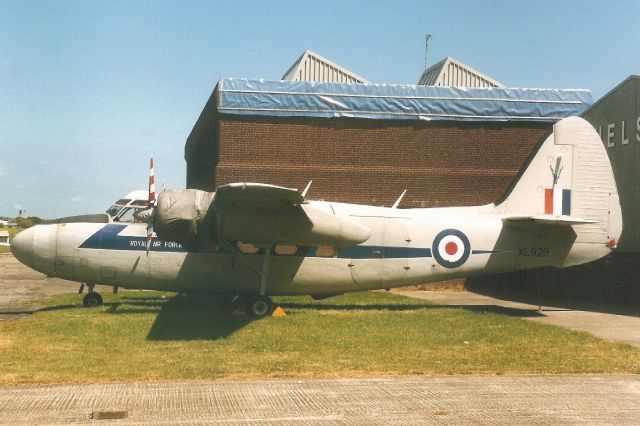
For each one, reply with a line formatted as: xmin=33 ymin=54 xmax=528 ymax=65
xmin=247 ymin=296 xmax=274 ymax=317
xmin=228 ymin=244 xmax=275 ymax=317
xmin=79 ymin=283 xmax=104 ymax=308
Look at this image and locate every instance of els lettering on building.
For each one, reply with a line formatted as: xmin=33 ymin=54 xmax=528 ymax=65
xmin=582 ymin=75 xmax=640 ymax=252
xmin=596 ymin=116 xmax=640 ymax=148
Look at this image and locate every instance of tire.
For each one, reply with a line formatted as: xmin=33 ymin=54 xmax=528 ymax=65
xmin=248 ymin=297 xmax=272 ymax=317
xmin=83 ymin=292 xmax=103 ymax=308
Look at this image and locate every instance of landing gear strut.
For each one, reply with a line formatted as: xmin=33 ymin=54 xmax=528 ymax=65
xmin=82 ymin=284 xmax=103 ymax=307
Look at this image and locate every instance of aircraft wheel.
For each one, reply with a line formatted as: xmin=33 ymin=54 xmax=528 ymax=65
xmin=248 ymin=297 xmax=272 ymax=317
xmin=83 ymin=292 xmax=103 ymax=308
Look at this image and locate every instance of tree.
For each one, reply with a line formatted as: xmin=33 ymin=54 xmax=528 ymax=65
xmin=16 ymin=217 xmax=34 ymax=228
xmin=27 ymin=216 xmax=43 ymax=225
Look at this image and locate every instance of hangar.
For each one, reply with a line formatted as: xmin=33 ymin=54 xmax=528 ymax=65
xmin=184 ymin=51 xmax=636 ymax=306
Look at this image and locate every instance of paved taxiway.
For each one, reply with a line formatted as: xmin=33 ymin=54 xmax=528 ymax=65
xmin=1 ymin=375 xmax=640 ymax=425
xmin=0 ymin=254 xmax=110 ymax=322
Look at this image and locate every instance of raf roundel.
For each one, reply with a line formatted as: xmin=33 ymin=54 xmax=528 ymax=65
xmin=432 ymin=229 xmax=471 ymax=269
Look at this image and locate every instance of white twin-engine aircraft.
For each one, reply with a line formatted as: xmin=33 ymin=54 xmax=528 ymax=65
xmin=11 ymin=117 xmax=622 ymax=316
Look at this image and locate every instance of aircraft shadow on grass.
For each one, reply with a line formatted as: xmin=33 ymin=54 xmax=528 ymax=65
xmin=143 ymin=294 xmax=255 ymax=341
xmin=140 ymin=295 xmax=549 ymax=341
xmin=0 ymin=294 xmax=550 ymax=340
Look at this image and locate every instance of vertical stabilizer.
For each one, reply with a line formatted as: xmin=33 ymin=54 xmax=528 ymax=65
xmin=495 ymin=117 xmax=622 ymax=265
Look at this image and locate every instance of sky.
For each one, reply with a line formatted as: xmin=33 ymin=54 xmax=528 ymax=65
xmin=1 ymin=0 xmax=639 ymax=218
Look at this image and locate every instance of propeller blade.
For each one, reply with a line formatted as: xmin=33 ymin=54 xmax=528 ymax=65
xmin=148 ymin=155 xmax=156 ymax=208
xmin=147 ymin=155 xmax=155 ymax=255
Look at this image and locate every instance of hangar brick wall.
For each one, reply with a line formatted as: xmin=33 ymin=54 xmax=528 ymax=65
xmin=215 ymin=116 xmax=550 ymax=208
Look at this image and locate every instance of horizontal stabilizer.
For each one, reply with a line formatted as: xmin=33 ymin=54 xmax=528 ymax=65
xmin=503 ymin=214 xmax=599 ymax=226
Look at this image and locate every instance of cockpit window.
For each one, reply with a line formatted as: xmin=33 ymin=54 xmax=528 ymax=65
xmin=117 ymin=208 xmax=136 ymax=223
xmin=114 ymin=207 xmax=147 ymax=223
xmin=106 ymin=205 xmax=122 ymax=217
xmin=131 ymin=200 xmax=149 ymax=207
xmin=115 ymin=199 xmax=131 ymax=205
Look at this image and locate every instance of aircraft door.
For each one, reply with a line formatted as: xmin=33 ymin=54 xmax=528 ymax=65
xmin=382 ymin=219 xmax=409 ymax=287
xmin=347 ymin=217 xmax=383 ymax=290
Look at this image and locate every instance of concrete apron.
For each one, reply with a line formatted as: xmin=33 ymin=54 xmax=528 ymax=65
xmin=402 ymin=290 xmax=640 ymax=347
xmin=1 ymin=376 xmax=639 ymax=425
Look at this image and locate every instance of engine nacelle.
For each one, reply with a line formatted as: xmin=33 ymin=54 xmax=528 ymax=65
xmin=154 ymin=186 xmax=371 ymax=250
xmin=154 ymin=189 xmax=215 ymax=248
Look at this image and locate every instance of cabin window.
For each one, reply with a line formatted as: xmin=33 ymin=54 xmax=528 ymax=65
xmin=315 ymin=245 xmax=336 ymax=257
xmin=236 ymin=242 xmax=259 ymax=254
xmin=274 ymin=244 xmax=299 ymax=255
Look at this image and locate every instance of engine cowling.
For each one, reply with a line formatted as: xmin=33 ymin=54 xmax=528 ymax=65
xmin=154 ymin=189 xmax=215 ymax=248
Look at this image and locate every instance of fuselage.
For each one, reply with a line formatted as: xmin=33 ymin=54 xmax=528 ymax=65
xmin=10 ymin=200 xmax=606 ymax=297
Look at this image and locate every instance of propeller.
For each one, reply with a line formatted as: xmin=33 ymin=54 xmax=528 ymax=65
xmin=146 ymin=155 xmax=156 ymax=254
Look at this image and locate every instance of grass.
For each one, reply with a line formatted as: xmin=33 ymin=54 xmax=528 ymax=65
xmin=0 ymin=291 xmax=638 ymax=385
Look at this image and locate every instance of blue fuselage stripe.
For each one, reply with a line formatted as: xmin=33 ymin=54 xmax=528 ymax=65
xmin=79 ymin=224 xmax=185 ymax=252
xmin=78 ymin=224 xmax=496 ymax=260
xmin=78 ymin=226 xmax=433 ymax=258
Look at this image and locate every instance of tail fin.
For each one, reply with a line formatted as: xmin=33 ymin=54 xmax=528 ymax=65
xmin=496 ymin=117 xmax=622 ymax=263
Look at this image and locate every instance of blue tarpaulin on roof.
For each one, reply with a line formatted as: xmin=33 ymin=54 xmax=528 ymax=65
xmin=216 ymin=78 xmax=592 ymax=122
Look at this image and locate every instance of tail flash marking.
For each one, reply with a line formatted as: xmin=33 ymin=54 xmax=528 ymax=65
xmin=544 ymin=189 xmax=553 ymax=214
xmin=544 ymin=188 xmax=571 ymax=216
xmin=561 ymin=189 xmax=571 ymax=215
xmin=553 ymin=188 xmax=563 ymax=216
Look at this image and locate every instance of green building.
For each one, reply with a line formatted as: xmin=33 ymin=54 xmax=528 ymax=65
xmin=582 ymin=75 xmax=640 ymax=253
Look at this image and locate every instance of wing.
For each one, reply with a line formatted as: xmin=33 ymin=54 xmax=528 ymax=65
xmin=213 ymin=183 xmax=305 ymax=212
xmin=213 ymin=183 xmax=370 ymax=247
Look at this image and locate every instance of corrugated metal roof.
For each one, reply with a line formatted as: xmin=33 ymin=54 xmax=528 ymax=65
xmin=581 ymin=75 xmax=640 ymax=116
xmin=216 ymin=78 xmax=592 ymax=122
xmin=282 ymin=50 xmax=369 ymax=84
xmin=418 ymin=56 xmax=504 ymax=88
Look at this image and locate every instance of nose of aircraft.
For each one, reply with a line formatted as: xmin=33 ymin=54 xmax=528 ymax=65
xmin=10 ymin=226 xmax=35 ymax=266
xmin=11 ymin=225 xmax=57 ymax=275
